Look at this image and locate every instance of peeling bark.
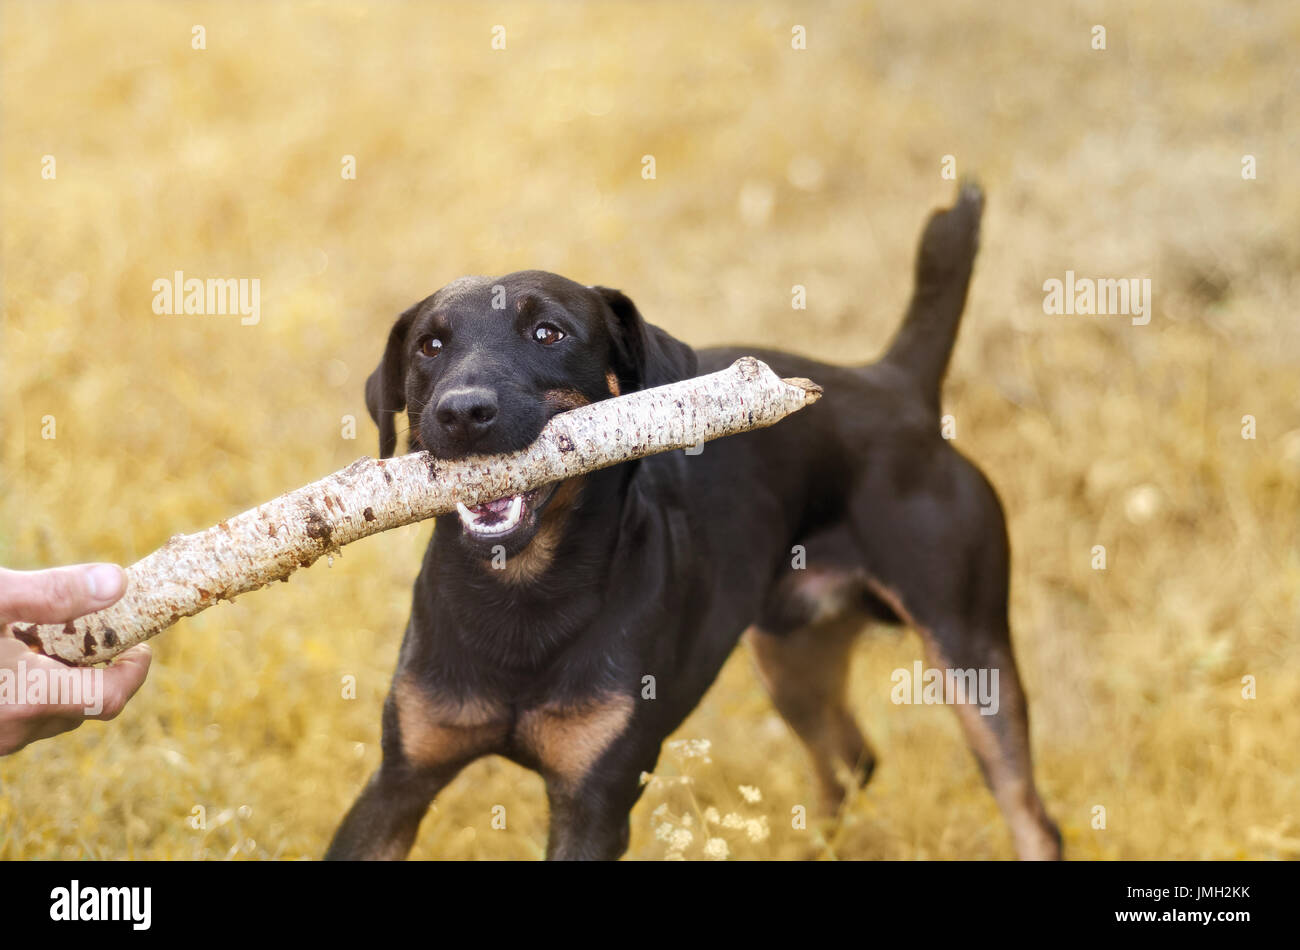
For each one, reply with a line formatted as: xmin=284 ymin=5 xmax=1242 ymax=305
xmin=14 ymin=357 xmax=821 ymax=665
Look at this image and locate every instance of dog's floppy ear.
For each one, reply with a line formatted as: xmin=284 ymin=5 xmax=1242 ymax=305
xmin=365 ymin=303 xmax=420 ymax=459
xmin=594 ymin=286 xmax=698 ymax=392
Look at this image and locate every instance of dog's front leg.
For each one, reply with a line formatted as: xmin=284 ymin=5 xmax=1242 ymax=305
xmin=325 ymin=761 xmax=458 ymax=860
xmin=326 ymin=673 xmax=507 ymax=859
xmin=543 ymin=768 xmax=645 ymax=860
xmin=518 ymin=693 xmax=647 ymax=860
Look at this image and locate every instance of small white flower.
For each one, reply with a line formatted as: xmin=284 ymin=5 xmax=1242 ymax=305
xmin=666 ymin=738 xmax=713 ymax=760
xmin=704 ymin=838 xmax=729 ymax=860
xmin=704 ymin=807 xmax=721 ymax=825
xmin=739 ymin=785 xmax=762 ymax=803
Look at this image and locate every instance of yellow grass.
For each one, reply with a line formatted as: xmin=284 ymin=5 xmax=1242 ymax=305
xmin=1 ymin=0 xmax=1297 ymax=860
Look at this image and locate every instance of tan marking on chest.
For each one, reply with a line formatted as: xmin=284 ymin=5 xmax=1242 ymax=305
xmin=392 ymin=674 xmax=509 ymax=769
xmin=517 ymin=692 xmax=634 ymax=786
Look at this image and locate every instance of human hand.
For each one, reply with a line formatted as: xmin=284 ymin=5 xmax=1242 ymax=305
xmin=0 ymin=564 xmax=152 ymax=755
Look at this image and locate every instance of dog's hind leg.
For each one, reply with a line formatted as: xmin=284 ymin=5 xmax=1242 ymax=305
xmin=926 ymin=626 xmax=1062 ymax=861
xmin=849 ymin=450 xmax=1062 ymax=860
xmin=881 ymin=596 xmax=1063 ymax=860
xmin=747 ymin=530 xmax=885 ymax=816
xmin=746 ymin=618 xmax=874 ymax=817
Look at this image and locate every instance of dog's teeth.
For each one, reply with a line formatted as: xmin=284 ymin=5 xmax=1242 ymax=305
xmin=456 ymin=495 xmax=526 ymax=536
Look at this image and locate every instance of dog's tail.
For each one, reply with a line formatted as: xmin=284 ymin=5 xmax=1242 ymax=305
xmin=881 ymin=182 xmax=984 ymax=409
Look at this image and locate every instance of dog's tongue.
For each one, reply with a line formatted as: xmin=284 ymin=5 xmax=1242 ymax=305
xmin=469 ymin=496 xmax=516 ymax=515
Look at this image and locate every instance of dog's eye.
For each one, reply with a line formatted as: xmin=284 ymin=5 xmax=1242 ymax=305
xmin=532 ymin=324 xmax=565 ymax=346
xmin=419 ymin=337 xmax=443 ymax=358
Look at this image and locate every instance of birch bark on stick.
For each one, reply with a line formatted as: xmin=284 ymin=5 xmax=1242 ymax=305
xmin=13 ymin=357 xmax=820 ymax=666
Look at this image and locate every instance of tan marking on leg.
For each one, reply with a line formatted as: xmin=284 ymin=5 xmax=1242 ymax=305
xmin=862 ymin=576 xmax=918 ymax=628
xmin=605 ymin=370 xmax=621 ymax=396
xmin=518 ymin=692 xmax=634 ymax=789
xmin=778 ymin=564 xmax=869 ymax=625
xmin=945 ymin=661 xmax=1062 ymax=861
xmin=392 ymin=674 xmax=509 ymax=769
xmin=863 ymin=575 xmax=1060 ymax=859
xmin=745 ymin=620 xmax=873 ymax=815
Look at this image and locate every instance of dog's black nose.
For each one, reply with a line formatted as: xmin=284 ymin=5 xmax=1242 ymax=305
xmin=435 ymin=387 xmax=498 ymax=445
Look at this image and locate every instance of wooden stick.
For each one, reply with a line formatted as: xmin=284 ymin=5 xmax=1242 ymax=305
xmin=13 ymin=358 xmax=821 ymax=665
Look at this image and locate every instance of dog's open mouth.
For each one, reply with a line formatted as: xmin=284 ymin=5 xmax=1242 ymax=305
xmin=455 ymin=485 xmax=556 ymax=540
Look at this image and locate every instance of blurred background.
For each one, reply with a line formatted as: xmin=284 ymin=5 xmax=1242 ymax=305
xmin=1 ymin=0 xmax=1297 ymax=859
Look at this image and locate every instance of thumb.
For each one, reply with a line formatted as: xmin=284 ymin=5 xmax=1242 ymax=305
xmin=0 ymin=564 xmax=127 ymax=626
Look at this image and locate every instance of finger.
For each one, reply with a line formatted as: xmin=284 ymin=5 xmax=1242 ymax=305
xmin=26 ymin=716 xmax=84 ymax=744
xmin=0 ymin=564 xmax=127 ymax=625
xmin=0 ymin=716 xmax=83 ymax=756
xmin=0 ymin=634 xmax=125 ymax=718
xmin=90 ymin=644 xmax=153 ymax=720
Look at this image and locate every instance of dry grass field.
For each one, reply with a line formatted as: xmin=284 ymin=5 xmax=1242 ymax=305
xmin=1 ymin=0 xmax=1297 ymax=860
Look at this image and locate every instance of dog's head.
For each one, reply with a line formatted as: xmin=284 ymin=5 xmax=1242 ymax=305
xmin=365 ymin=270 xmax=697 ymax=558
